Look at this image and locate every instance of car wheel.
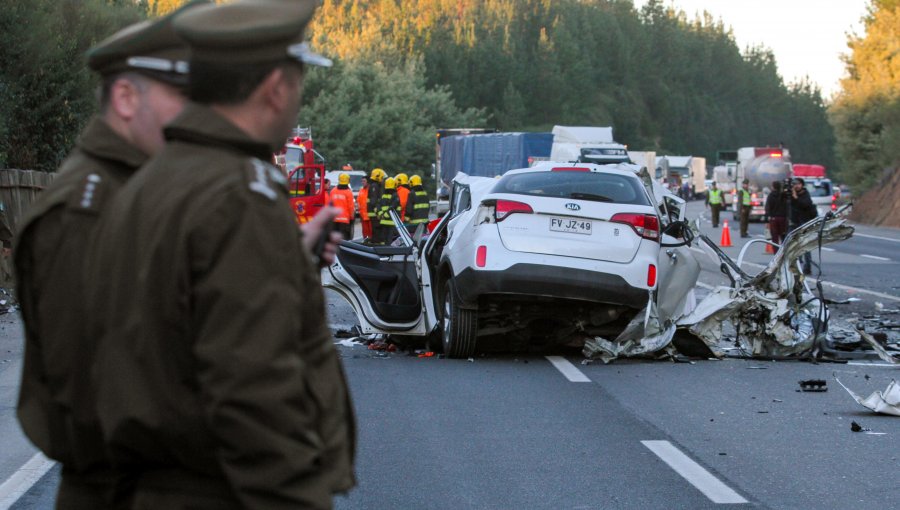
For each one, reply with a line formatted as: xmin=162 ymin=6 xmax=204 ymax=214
xmin=442 ymin=279 xmax=476 ymax=358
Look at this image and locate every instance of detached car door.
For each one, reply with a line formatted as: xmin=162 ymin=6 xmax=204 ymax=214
xmin=322 ymin=211 xmax=429 ymax=335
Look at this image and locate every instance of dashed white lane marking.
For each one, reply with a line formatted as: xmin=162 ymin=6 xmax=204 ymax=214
xmin=847 ymin=361 xmax=898 ymax=367
xmin=545 ymin=356 xmax=591 ymax=382
xmin=0 ymin=453 xmax=56 ymax=510
xmin=853 ymin=232 xmax=900 ymax=243
xmin=641 ymin=440 xmax=748 ymax=504
xmin=860 ymin=254 xmax=891 ymax=261
xmin=821 ymin=247 xmax=836 ymax=252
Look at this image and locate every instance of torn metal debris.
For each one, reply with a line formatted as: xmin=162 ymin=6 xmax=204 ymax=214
xmin=836 ymin=378 xmax=900 ymax=417
xmin=583 ymin=205 xmax=856 ymax=362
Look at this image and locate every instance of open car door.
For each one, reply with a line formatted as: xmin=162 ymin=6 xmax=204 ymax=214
xmin=322 ymin=210 xmax=439 ymax=336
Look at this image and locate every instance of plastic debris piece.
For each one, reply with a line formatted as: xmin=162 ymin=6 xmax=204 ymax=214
xmin=417 ymin=351 xmax=435 ymax=358
xmin=799 ymin=379 xmax=827 ymax=392
xmin=835 ymin=377 xmax=900 ymax=417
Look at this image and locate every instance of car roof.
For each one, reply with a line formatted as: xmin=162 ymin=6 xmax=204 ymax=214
xmin=504 ymin=161 xmax=644 ymax=178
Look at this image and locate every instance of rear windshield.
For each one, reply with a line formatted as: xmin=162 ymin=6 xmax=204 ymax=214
xmin=492 ymin=171 xmax=651 ymax=205
xmin=805 ymin=181 xmax=832 ymax=197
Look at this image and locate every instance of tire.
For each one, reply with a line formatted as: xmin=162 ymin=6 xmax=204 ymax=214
xmin=442 ymin=279 xmax=477 ymax=358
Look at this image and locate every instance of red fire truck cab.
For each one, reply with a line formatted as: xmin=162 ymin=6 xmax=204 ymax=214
xmin=277 ymin=128 xmax=327 ymax=224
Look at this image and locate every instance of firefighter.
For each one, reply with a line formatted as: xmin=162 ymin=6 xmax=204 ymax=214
xmin=376 ymin=177 xmax=401 ymax=245
xmin=330 ymin=172 xmax=355 ymax=239
xmin=706 ymin=181 xmax=723 ymax=228
xmin=83 ymin=1 xmax=354 ymax=508
xmin=12 ymin=5 xmax=204 ymax=508
xmin=406 ymin=174 xmax=430 ymax=232
xmin=738 ymin=178 xmax=751 ymax=238
xmin=395 ymin=173 xmax=410 ymax=222
xmin=368 ymin=168 xmax=385 ymax=243
xmin=357 ymin=176 xmax=371 ymax=238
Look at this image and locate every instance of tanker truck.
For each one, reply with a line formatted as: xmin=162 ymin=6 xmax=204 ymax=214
xmin=730 ymin=147 xmax=792 ymax=221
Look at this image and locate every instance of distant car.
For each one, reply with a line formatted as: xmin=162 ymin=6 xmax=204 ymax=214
xmin=803 ymin=178 xmax=837 ymax=217
xmin=323 ymin=162 xmax=699 ymax=358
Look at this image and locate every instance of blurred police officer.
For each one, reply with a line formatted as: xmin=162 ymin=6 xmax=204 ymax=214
xmin=85 ymin=1 xmax=354 ymax=508
xmin=14 ymin=4 xmax=203 ymax=508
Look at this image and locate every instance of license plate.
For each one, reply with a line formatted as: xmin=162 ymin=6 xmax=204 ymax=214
xmin=550 ymin=217 xmax=592 ymax=235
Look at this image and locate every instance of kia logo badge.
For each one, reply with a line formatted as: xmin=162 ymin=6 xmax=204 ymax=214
xmin=565 ymin=203 xmax=580 ymax=211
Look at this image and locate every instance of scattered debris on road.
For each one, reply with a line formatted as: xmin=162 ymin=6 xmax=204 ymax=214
xmin=835 ymin=377 xmax=900 ymax=417
xmin=798 ymin=379 xmax=828 ymax=392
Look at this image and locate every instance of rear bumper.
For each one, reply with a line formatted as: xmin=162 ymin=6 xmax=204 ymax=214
xmin=453 ymin=263 xmax=649 ymax=310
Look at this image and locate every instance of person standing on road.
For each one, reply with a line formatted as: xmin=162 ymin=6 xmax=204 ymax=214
xmin=376 ymin=177 xmax=401 ymax=245
xmin=395 ymin=173 xmax=410 ymax=222
xmin=765 ymin=180 xmax=788 ymax=248
xmin=85 ymin=1 xmax=355 ymax=508
xmin=358 ymin=176 xmax=371 ymax=239
xmin=368 ymin=168 xmax=384 ymax=243
xmin=737 ymin=178 xmax=751 ymax=238
xmin=13 ymin=5 xmax=204 ymax=508
xmin=789 ymin=177 xmax=817 ymax=275
xmin=706 ymin=181 xmax=723 ymax=228
xmin=406 ymin=174 xmax=430 ymax=232
xmin=331 ymin=172 xmax=355 ymax=240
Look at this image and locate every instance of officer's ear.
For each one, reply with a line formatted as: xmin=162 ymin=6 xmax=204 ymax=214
xmin=108 ymin=74 xmax=145 ymax=121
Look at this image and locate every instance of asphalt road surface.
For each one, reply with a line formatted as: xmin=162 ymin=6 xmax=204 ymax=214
xmin=2 ymin=201 xmax=899 ymax=509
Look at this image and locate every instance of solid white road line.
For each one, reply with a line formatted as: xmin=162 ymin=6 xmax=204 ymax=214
xmin=853 ymin=232 xmax=900 ymax=243
xmin=860 ymin=254 xmax=891 ymax=261
xmin=847 ymin=361 xmax=898 ymax=367
xmin=545 ymin=356 xmax=591 ymax=382
xmin=641 ymin=440 xmax=748 ymax=504
xmin=0 ymin=453 xmax=56 ymax=510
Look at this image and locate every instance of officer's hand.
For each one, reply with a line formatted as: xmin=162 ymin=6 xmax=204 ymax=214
xmin=301 ymin=206 xmax=343 ymax=268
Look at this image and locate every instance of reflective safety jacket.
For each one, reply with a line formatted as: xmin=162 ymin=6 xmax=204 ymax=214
xmin=707 ymin=189 xmax=723 ymax=205
xmin=397 ymin=185 xmax=410 ymax=222
xmin=408 ymin=186 xmax=429 ymax=225
xmin=357 ymin=186 xmax=369 ymax=221
xmin=377 ymin=190 xmax=400 ymax=226
xmin=330 ymin=185 xmax=354 ymax=224
xmin=739 ymin=189 xmax=751 ymax=207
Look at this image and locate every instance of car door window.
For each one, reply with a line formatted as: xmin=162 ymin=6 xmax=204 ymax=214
xmin=450 ymin=183 xmax=471 ymax=218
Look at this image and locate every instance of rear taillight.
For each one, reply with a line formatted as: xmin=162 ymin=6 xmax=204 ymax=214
xmin=831 ymin=196 xmax=837 ymax=211
xmin=495 ymin=200 xmax=534 ymax=221
xmin=610 ymin=213 xmax=660 ymax=241
xmin=647 ymin=264 xmax=657 ymax=287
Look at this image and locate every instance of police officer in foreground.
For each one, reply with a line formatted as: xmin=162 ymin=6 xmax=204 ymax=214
xmin=85 ymin=1 xmax=354 ymax=508
xmin=14 ymin=4 xmax=205 ymax=507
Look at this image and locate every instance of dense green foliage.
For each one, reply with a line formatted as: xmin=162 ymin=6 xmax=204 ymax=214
xmin=0 ymin=0 xmax=145 ymax=171
xmin=299 ymin=60 xmax=485 ymax=180
xmin=829 ymin=0 xmax=900 ymax=190
xmin=310 ymin=0 xmax=836 ymax=169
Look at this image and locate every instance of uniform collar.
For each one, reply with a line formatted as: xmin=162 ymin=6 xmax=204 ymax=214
xmin=77 ymin=116 xmax=148 ymax=169
xmin=163 ymin=102 xmax=274 ymax=161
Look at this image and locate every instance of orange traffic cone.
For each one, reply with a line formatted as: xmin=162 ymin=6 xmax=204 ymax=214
xmin=720 ymin=220 xmax=733 ymax=247
xmin=765 ymin=242 xmax=776 ymax=254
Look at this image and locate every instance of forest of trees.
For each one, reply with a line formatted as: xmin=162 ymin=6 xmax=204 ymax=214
xmin=2 ymin=0 xmax=895 ymax=191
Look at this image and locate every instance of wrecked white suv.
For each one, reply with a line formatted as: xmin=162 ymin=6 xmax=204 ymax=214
xmin=322 ymin=162 xmax=700 ymax=358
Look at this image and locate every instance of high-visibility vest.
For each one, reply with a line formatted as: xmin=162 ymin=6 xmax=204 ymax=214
xmin=408 ymin=187 xmax=429 ymax=225
xmin=708 ymin=189 xmax=723 ymax=205
xmin=397 ymin=186 xmax=410 ymax=221
xmin=357 ymin=186 xmax=369 ymax=221
xmin=741 ymin=189 xmax=751 ymax=206
xmin=330 ymin=186 xmax=354 ymax=224
xmin=377 ymin=191 xmax=400 ymax=226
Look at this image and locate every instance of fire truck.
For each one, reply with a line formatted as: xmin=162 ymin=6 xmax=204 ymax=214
xmin=275 ymin=127 xmax=327 ymax=224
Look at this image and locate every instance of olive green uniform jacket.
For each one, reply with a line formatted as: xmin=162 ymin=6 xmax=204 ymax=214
xmin=86 ymin=103 xmax=355 ymax=510
xmin=15 ymin=117 xmax=147 ymax=504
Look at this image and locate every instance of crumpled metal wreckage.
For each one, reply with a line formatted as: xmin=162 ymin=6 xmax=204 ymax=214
xmin=584 ymin=205 xmax=856 ymax=363
xmin=835 ymin=378 xmax=900 ymax=417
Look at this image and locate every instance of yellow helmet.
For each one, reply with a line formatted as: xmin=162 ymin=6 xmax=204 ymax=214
xmin=384 ymin=177 xmax=397 ymax=190
xmin=396 ymin=173 xmax=409 ymax=185
xmin=338 ymin=173 xmax=350 ymax=185
xmin=409 ymin=175 xmax=422 ymax=186
xmin=370 ymin=168 xmax=383 ymax=180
